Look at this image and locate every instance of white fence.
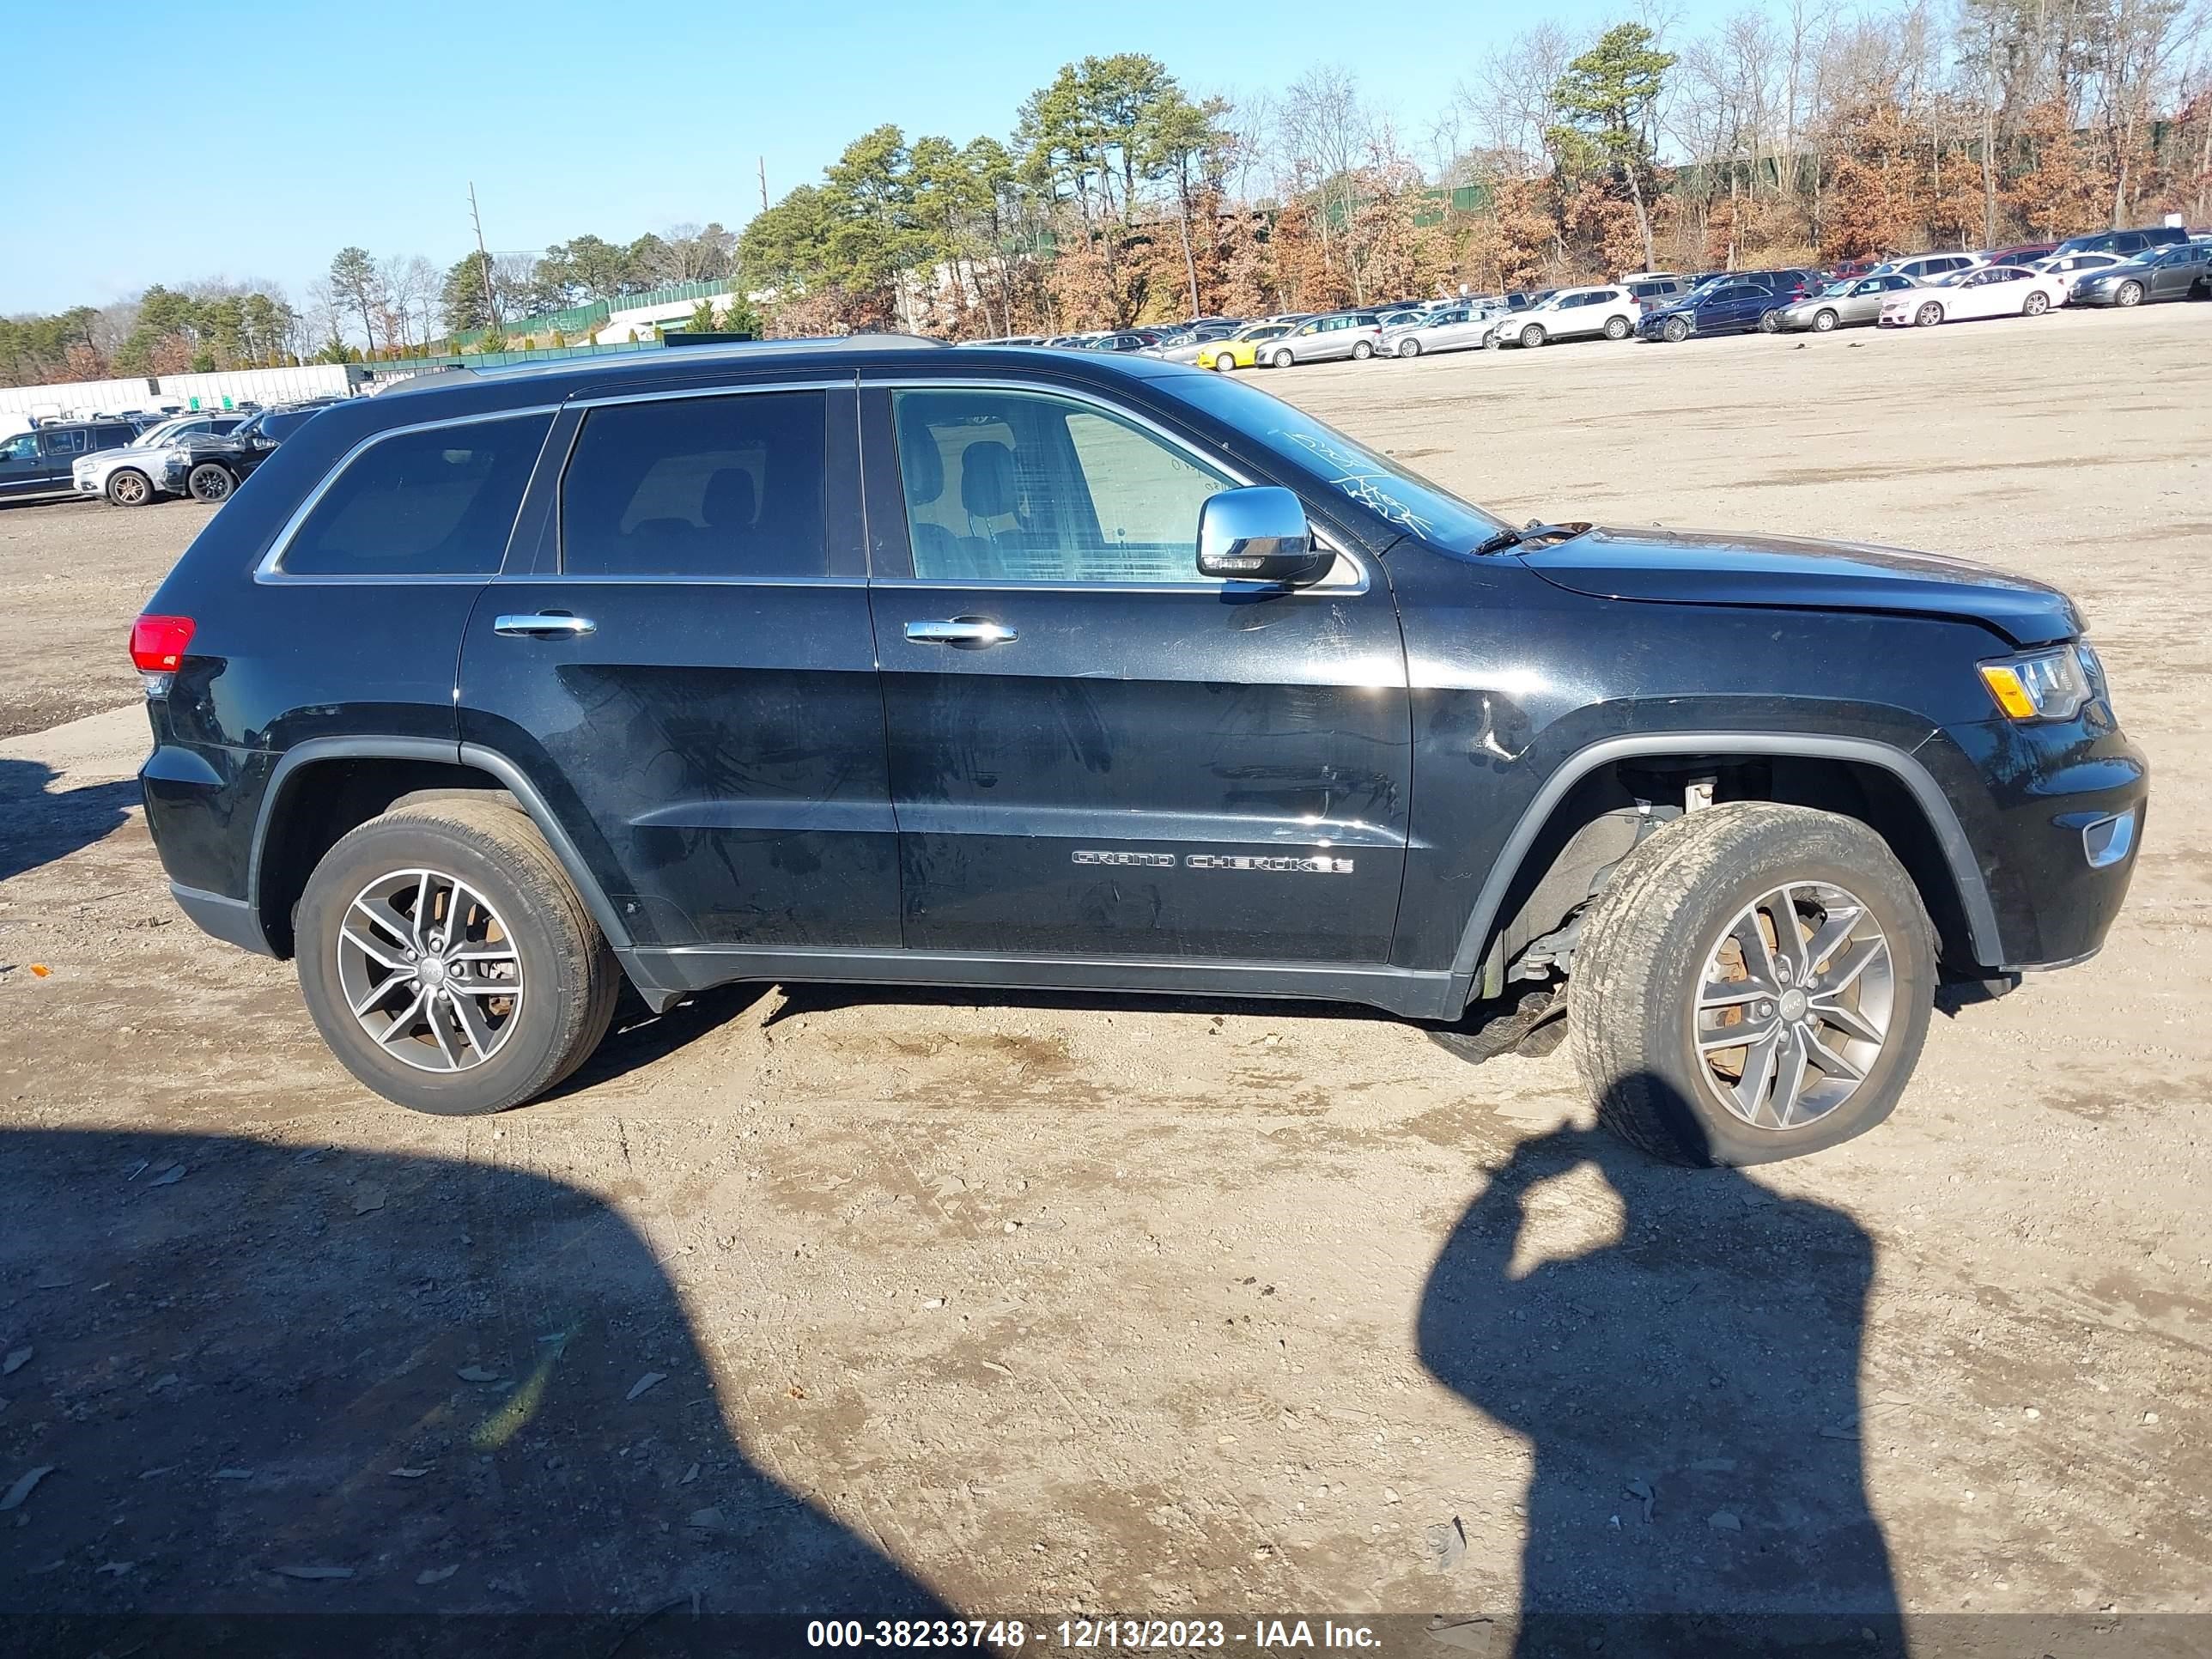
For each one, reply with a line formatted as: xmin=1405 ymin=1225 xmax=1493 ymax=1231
xmin=0 ymin=378 xmax=157 ymax=420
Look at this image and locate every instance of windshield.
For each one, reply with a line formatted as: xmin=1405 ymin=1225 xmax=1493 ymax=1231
xmin=1815 ymin=280 xmax=1856 ymax=297
xmin=135 ymin=417 xmax=195 ymax=447
xmin=1158 ymin=373 xmax=1509 ymax=550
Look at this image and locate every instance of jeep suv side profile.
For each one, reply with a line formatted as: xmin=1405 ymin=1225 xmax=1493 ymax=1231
xmin=133 ymin=339 xmax=2145 ymax=1164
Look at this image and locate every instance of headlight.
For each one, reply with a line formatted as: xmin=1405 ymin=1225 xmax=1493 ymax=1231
xmin=1978 ymin=645 xmax=2094 ymax=721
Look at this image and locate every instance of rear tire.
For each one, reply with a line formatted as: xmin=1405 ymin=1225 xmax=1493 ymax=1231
xmin=186 ymin=463 xmax=234 ymax=503
xmin=2023 ymin=291 xmax=2050 ymax=317
xmin=106 ymin=469 xmax=152 ymax=507
xmin=1758 ymin=309 xmax=1782 ymax=332
xmin=1566 ymin=802 xmax=1935 ymax=1166
xmin=1603 ymin=315 xmax=1631 ymax=339
xmin=1352 ymin=339 xmax=1373 ymax=360
xmin=295 ymin=798 xmax=621 ymax=1115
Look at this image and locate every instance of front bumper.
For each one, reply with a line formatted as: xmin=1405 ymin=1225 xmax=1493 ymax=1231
xmin=1917 ymin=702 xmax=2148 ymax=970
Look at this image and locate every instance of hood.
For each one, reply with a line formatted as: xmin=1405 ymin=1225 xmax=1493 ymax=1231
xmin=1516 ymin=526 xmax=2082 ymax=647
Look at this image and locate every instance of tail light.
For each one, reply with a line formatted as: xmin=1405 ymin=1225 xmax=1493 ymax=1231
xmin=131 ymin=613 xmax=194 ymax=696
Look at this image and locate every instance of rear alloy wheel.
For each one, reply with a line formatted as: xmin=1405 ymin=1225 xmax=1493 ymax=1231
xmin=1758 ymin=308 xmax=1782 ymax=331
xmin=1914 ymin=301 xmax=1944 ymax=327
xmin=106 ymin=469 xmax=152 ymax=507
xmin=2116 ymin=281 xmax=2143 ymax=307
xmin=1662 ymin=317 xmax=1690 ymax=343
xmin=1519 ymin=323 xmax=1545 ymax=349
xmin=1603 ymin=315 xmax=1632 ymax=340
xmin=1270 ymin=347 xmax=1295 ymax=369
xmin=2023 ymin=290 xmax=2050 ymax=317
xmin=1812 ymin=308 xmax=1839 ymax=332
xmin=1397 ymin=336 xmax=1423 ymax=358
xmin=1352 ymin=339 xmax=1373 ymax=360
xmin=296 ymin=798 xmax=620 ymax=1115
xmin=1567 ymin=801 xmax=1934 ymax=1166
xmin=186 ymin=462 xmax=234 ymax=503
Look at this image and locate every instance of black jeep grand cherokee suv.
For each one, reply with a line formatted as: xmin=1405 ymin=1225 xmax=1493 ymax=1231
xmin=133 ymin=338 xmax=2145 ymax=1164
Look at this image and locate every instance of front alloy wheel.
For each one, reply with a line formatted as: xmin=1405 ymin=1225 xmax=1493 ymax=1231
xmin=1519 ymin=324 xmax=1545 ymax=349
xmin=1270 ymin=347 xmax=1295 ymax=368
xmin=1915 ymin=301 xmax=1944 ymax=327
xmin=1662 ymin=317 xmax=1690 ymax=343
xmin=1398 ymin=337 xmax=1422 ymax=357
xmin=2116 ymin=282 xmax=2143 ymax=307
xmin=1812 ymin=309 xmax=1838 ymax=331
xmin=106 ymin=470 xmax=151 ymax=507
xmin=1692 ymin=881 xmax=1893 ymax=1133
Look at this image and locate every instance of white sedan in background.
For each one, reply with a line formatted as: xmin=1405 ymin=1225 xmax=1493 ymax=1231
xmin=1878 ymin=263 xmax=2069 ymax=327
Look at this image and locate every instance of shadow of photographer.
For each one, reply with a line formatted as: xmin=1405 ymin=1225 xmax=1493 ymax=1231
xmin=1416 ymin=1117 xmax=1905 ymax=1657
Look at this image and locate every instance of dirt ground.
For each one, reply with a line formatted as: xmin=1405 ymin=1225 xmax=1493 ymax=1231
xmin=1 ymin=308 xmax=2208 ymax=1650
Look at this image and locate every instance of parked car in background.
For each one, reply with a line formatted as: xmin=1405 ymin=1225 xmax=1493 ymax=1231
xmin=1088 ymin=331 xmax=1167 ymax=353
xmin=75 ymin=402 xmax=326 ymax=507
xmin=1147 ymin=322 xmax=1243 ymax=363
xmin=1256 ymin=311 xmax=1385 ymax=367
xmin=1493 ymin=286 xmax=1640 ymax=348
xmin=1638 ymin=277 xmax=1789 ymax=342
xmin=1625 ymin=274 xmax=1694 ymax=310
xmin=1774 ymin=272 xmax=1921 ymax=331
xmin=2033 ymin=252 xmax=2128 ymax=286
xmin=0 ymin=419 xmax=139 ymax=500
xmin=2067 ymin=240 xmax=2212 ymax=307
xmin=958 ymin=335 xmax=1047 ymax=347
xmin=2053 ymin=224 xmax=2189 ymax=259
xmin=1826 ymin=258 xmax=1883 ymax=282
xmin=1384 ymin=306 xmax=1499 ymax=357
xmin=1869 ymin=252 xmax=1978 ymax=283
xmin=1984 ymin=241 xmax=2057 ymax=269
xmin=1879 ymin=264 xmax=2067 ymax=327
xmin=1195 ymin=322 xmax=1295 ymax=371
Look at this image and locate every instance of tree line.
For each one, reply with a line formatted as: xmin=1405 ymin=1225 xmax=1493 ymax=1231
xmin=5 ymin=0 xmax=2208 ymax=386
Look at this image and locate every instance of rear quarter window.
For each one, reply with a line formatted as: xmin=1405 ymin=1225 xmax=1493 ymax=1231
xmin=277 ymin=412 xmax=552 ymax=578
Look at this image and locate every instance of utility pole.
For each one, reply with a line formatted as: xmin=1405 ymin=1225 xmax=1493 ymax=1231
xmin=469 ymin=182 xmax=500 ymax=325
xmin=758 ymin=156 xmax=769 ymax=213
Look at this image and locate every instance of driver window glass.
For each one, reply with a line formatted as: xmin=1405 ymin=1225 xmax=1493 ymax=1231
xmin=892 ymin=389 xmax=1233 ymax=585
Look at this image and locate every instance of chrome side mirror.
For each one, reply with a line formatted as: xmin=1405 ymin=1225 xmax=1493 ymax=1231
xmin=1196 ymin=486 xmax=1328 ymax=585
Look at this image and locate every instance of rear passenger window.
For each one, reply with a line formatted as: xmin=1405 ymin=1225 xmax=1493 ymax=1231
xmin=561 ymin=391 xmax=828 ymax=577
xmin=280 ymin=411 xmax=551 ymax=577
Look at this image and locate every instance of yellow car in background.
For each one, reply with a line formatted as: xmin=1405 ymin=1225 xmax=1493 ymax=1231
xmin=1195 ymin=322 xmax=1293 ymax=371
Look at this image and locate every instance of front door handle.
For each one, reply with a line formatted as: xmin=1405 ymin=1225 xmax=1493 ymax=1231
xmin=494 ymin=613 xmax=596 ymax=638
xmin=905 ymin=617 xmax=1017 ymax=647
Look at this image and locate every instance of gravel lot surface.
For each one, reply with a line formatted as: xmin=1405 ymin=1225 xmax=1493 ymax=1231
xmin=1 ymin=307 xmax=2206 ymax=1646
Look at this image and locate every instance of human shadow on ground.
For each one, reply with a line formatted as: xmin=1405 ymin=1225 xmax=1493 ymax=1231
xmin=0 ymin=1127 xmax=948 ymax=1656
xmin=0 ymin=757 xmax=136 ymax=884
xmin=1417 ymin=1120 xmax=1905 ymax=1658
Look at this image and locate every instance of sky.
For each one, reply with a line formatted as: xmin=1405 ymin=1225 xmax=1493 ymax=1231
xmin=1 ymin=0 xmax=1728 ymax=316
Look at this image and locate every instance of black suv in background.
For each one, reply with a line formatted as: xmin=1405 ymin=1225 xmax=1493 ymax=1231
xmin=0 ymin=419 xmax=139 ymax=500
xmin=133 ymin=340 xmax=2145 ymax=1164
xmin=2052 ymin=223 xmax=2189 ymax=259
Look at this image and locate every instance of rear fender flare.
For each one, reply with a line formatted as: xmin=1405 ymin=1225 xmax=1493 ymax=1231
xmin=248 ymin=736 xmax=634 ymax=954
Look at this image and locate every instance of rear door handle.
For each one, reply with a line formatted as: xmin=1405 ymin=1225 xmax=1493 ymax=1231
xmin=494 ymin=613 xmax=596 ymax=638
xmin=905 ymin=617 xmax=1017 ymax=647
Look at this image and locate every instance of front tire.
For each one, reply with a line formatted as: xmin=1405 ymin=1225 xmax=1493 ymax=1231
xmin=1397 ymin=336 xmax=1423 ymax=358
xmin=1915 ymin=301 xmax=1944 ymax=327
xmin=1662 ymin=317 xmax=1690 ymax=343
xmin=295 ymin=798 xmax=621 ymax=1115
xmin=186 ymin=462 xmax=234 ymax=503
xmin=106 ymin=469 xmax=152 ymax=507
xmin=1269 ymin=347 xmax=1294 ymax=369
xmin=1812 ymin=308 xmax=1839 ymax=332
xmin=1519 ymin=323 xmax=1545 ymax=349
xmin=1567 ymin=802 xmax=1934 ymax=1166
xmin=2116 ymin=281 xmax=2142 ymax=307
xmin=1209 ymin=353 xmax=1235 ymax=372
